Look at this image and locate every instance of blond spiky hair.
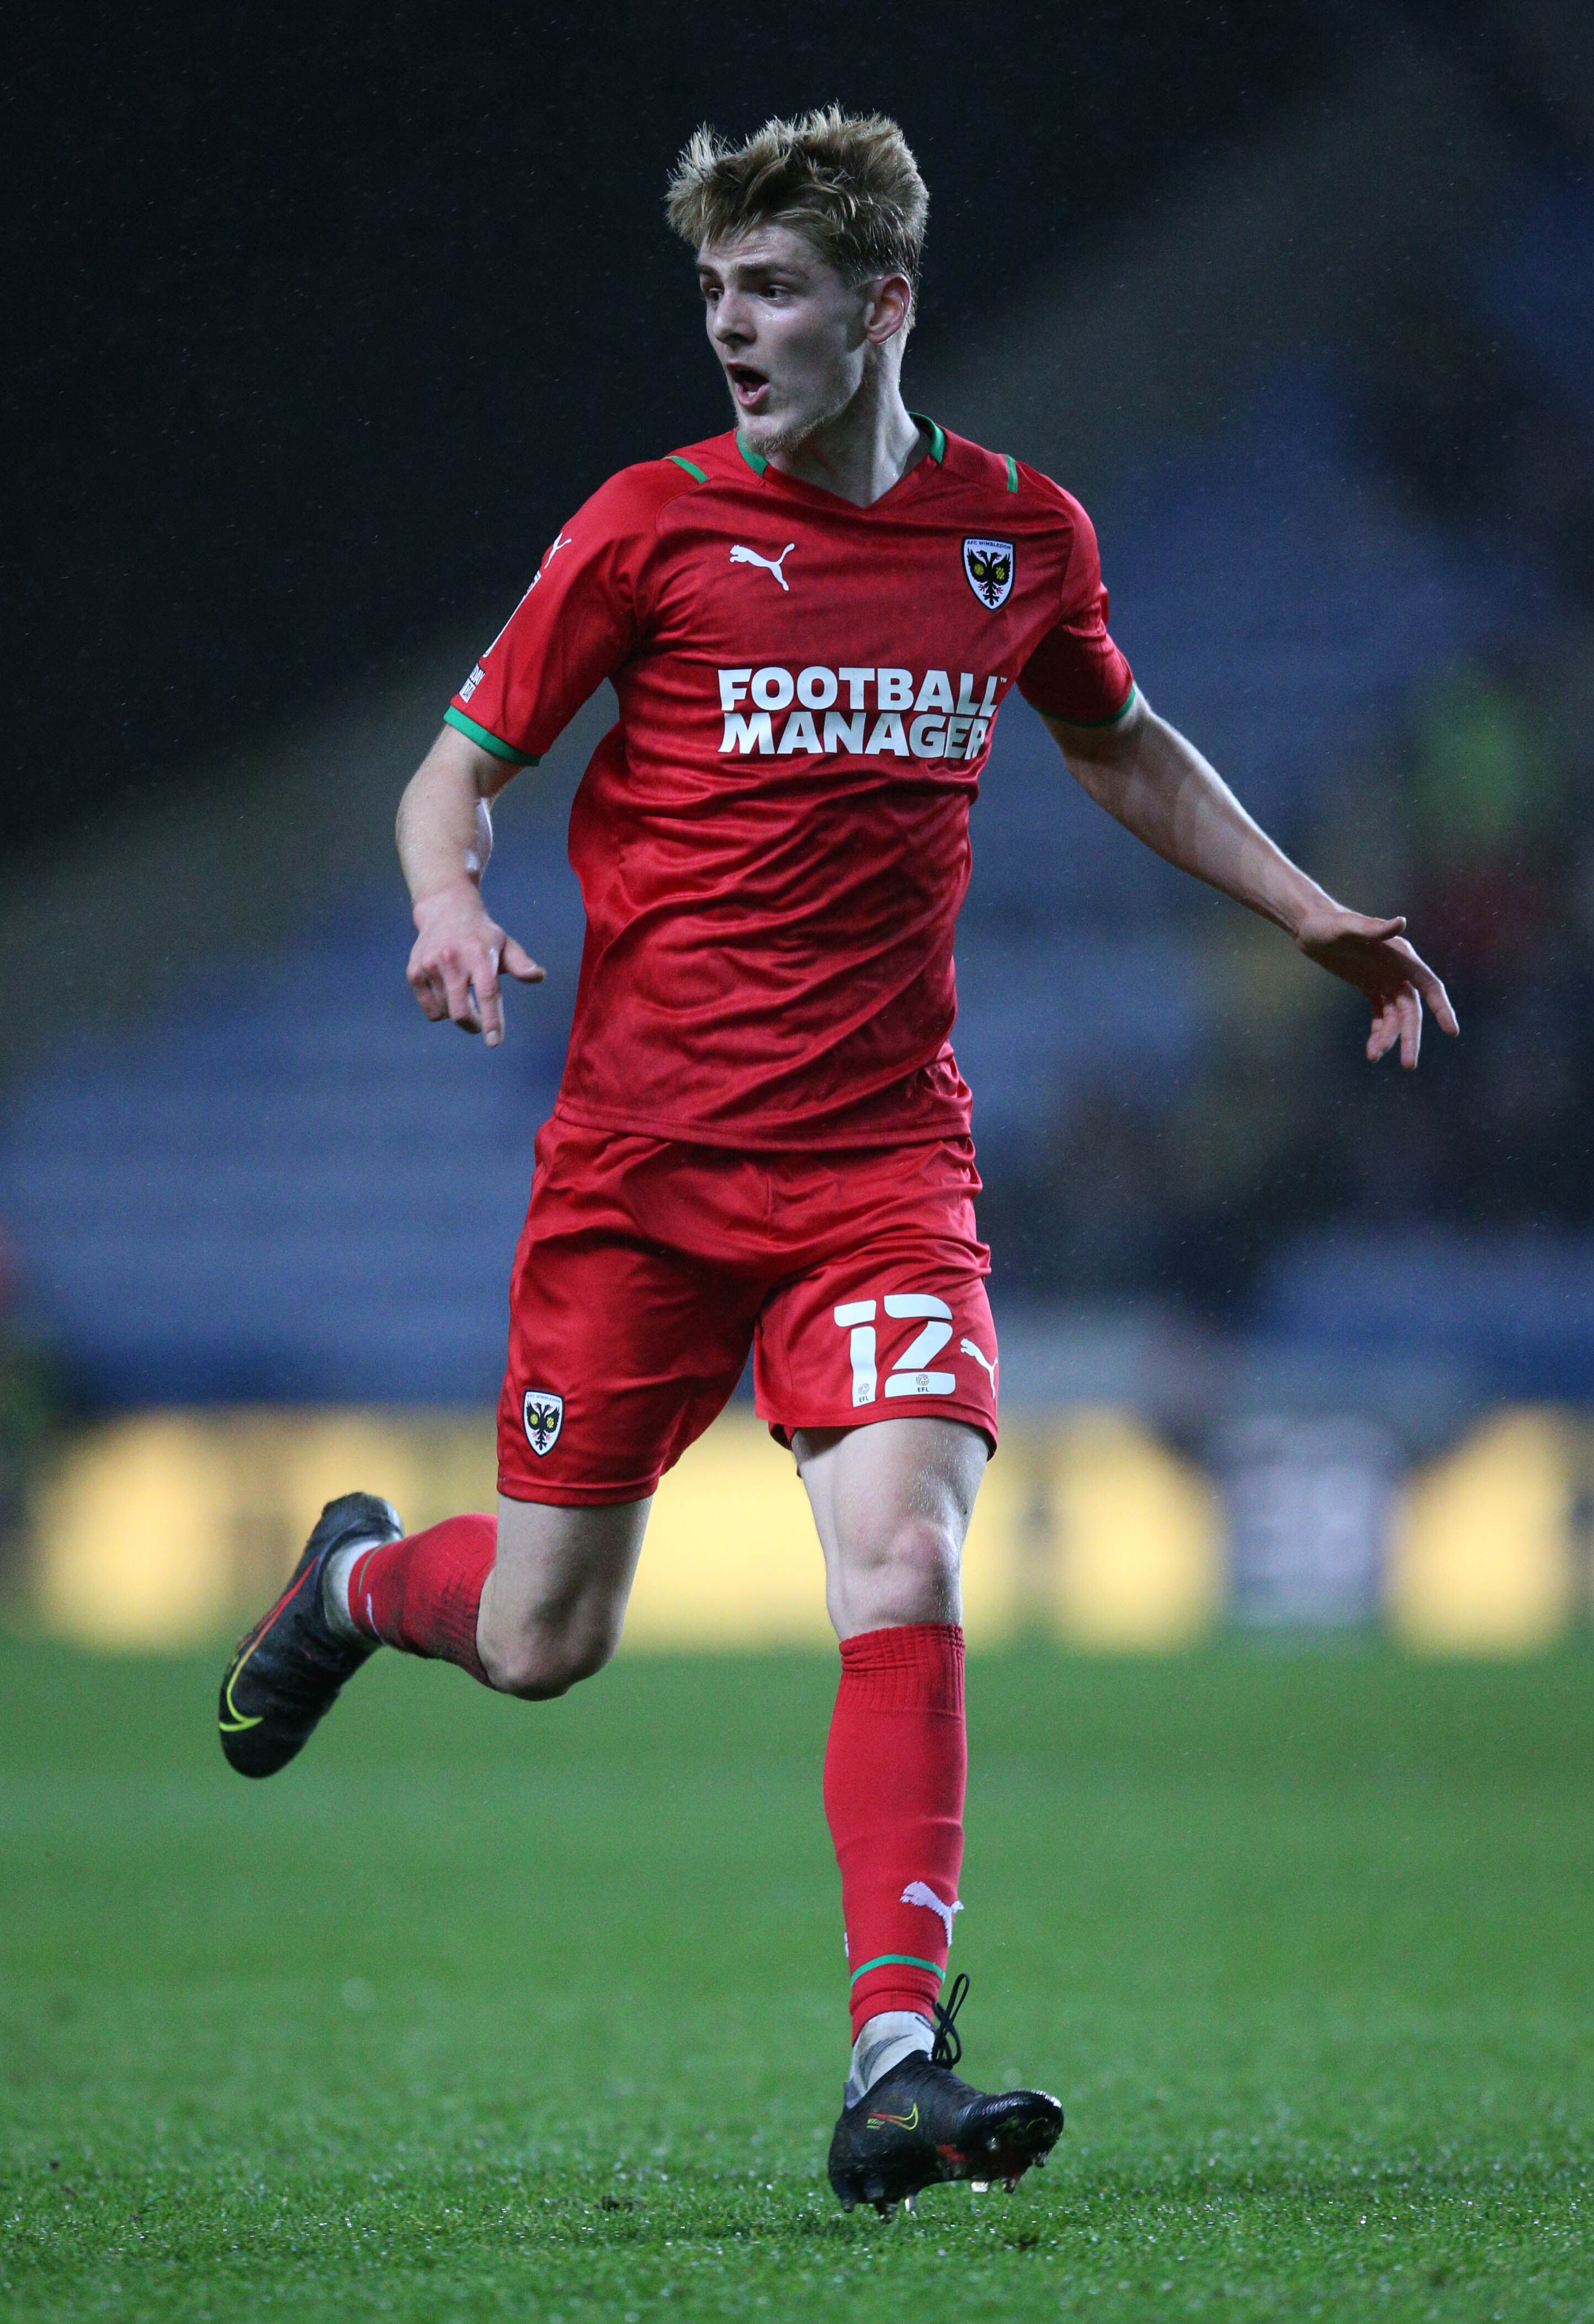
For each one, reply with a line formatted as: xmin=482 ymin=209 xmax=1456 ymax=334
xmin=665 ymin=107 xmax=928 ymax=312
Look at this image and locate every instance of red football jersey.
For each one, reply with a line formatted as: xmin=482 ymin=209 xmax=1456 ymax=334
xmin=447 ymin=419 xmax=1134 ymax=1148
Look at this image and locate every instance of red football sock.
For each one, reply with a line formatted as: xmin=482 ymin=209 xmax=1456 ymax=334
xmin=823 ymin=1621 xmax=967 ymax=2040
xmin=346 ymin=1514 xmax=496 ymax=1685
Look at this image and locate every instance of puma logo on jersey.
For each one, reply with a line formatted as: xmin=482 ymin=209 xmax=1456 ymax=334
xmin=729 ymin=541 xmax=795 ymax=589
xmin=901 ymin=1880 xmax=963 ymax=1946
xmin=960 ymin=1337 xmax=998 ymax=1389
xmin=538 ymin=531 xmax=574 ymax=579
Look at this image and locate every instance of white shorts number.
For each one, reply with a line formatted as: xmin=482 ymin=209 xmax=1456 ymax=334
xmin=832 ymin=1293 xmax=957 ymax=1405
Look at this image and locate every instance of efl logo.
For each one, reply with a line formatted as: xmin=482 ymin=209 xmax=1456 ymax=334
xmin=718 ymin=666 xmax=1003 ymax=762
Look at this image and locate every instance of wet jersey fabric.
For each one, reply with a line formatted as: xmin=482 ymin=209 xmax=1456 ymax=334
xmin=447 ymin=421 xmax=1134 ymax=1149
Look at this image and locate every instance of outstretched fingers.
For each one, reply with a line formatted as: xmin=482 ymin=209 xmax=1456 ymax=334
xmin=1366 ymin=982 xmax=1422 ymax=1069
xmin=1374 ymin=938 xmax=1458 ymax=1068
xmin=1409 ymin=954 xmax=1459 ymax=1038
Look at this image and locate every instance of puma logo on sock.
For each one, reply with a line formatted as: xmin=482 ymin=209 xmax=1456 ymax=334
xmin=901 ymin=1880 xmax=964 ymax=1946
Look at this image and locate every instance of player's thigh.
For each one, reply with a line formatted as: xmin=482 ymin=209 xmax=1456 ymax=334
xmin=477 ymin=1491 xmax=652 ymax=1696
xmin=754 ymin=1137 xmax=997 ymax=1638
xmin=792 ymin=1414 xmax=988 ymax=1639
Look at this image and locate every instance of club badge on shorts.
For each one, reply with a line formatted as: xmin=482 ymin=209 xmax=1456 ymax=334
xmin=962 ymin=536 xmax=1014 ymax=609
xmin=522 ymin=1390 xmax=564 ymax=1456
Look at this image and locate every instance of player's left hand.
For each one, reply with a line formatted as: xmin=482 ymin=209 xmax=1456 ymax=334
xmin=1293 ymin=907 xmax=1458 ymax=1069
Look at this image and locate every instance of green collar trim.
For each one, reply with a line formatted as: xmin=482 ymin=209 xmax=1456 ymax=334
xmin=736 ymin=415 xmax=940 ymax=480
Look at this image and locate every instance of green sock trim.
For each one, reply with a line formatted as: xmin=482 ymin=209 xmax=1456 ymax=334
xmin=848 ymin=1953 xmax=944 ymax=1986
xmin=443 ymin=706 xmax=539 ymax=764
xmin=668 ymin=454 xmax=707 ymax=481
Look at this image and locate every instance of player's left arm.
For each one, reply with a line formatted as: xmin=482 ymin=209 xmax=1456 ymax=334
xmin=1042 ymin=692 xmax=1459 ymax=1068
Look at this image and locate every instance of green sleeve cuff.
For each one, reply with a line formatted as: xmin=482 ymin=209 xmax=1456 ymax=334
xmin=444 ymin=705 xmax=540 ymax=765
xmin=1046 ymin=681 xmax=1137 ymax=730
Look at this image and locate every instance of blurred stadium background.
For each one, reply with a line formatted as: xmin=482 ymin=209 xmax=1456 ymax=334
xmin=6 ymin=0 xmax=1594 ymax=1662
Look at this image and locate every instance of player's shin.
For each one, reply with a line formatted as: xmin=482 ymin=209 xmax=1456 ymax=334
xmin=823 ymin=1621 xmax=967 ymax=2089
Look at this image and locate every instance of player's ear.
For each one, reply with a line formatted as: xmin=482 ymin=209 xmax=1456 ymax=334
xmin=864 ymin=272 xmax=913 ymax=345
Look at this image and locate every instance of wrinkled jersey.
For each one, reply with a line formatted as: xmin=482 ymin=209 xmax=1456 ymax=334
xmin=447 ymin=419 xmax=1134 ymax=1148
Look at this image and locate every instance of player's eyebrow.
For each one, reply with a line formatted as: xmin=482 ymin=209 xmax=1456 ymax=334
xmin=698 ymin=247 xmax=809 ymax=289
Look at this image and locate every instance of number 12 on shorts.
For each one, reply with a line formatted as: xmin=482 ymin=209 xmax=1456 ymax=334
xmin=833 ymin=1294 xmax=956 ymax=1406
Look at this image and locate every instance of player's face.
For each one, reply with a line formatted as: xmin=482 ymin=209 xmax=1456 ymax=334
xmin=697 ymin=224 xmax=889 ymax=451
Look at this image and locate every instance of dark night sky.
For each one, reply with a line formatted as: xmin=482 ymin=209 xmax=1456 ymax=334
xmin=8 ymin=2 xmax=1392 ymax=853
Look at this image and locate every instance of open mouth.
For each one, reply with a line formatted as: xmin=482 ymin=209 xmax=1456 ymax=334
xmin=727 ymin=363 xmax=770 ymax=411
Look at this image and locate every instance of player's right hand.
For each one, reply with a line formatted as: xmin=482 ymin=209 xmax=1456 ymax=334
xmin=406 ymin=886 xmax=544 ymax=1047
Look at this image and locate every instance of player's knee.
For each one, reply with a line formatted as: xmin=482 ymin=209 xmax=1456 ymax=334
xmin=871 ymin=1513 xmax=962 ymax=1610
xmin=482 ymin=1615 xmax=619 ymax=1701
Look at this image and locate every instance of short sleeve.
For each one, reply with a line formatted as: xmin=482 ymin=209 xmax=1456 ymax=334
xmin=444 ymin=470 xmax=666 ymax=766
xmin=1016 ymin=497 xmax=1135 ymax=726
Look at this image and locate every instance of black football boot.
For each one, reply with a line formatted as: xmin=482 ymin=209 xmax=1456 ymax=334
xmin=217 ymin=1492 xmax=402 ymax=1778
xmin=827 ymin=1975 xmax=1064 ymax=2217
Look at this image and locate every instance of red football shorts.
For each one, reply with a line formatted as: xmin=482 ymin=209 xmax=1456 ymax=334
xmin=496 ymin=1114 xmax=1000 ymax=1505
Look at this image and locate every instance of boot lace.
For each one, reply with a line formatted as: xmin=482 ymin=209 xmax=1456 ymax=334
xmin=931 ymin=1971 xmax=969 ymax=2069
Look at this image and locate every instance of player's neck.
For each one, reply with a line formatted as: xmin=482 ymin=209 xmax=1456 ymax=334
xmin=758 ymin=366 xmax=927 ymax=509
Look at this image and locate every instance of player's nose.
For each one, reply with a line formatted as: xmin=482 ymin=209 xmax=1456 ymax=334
xmin=711 ymin=291 xmax=753 ymax=345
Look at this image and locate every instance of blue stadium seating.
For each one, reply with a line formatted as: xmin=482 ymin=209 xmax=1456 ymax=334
xmin=3 ymin=170 xmax=1589 ymax=1405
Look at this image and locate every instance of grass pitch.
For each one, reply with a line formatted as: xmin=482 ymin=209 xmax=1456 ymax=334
xmin=1 ymin=1634 xmax=1591 ymax=2322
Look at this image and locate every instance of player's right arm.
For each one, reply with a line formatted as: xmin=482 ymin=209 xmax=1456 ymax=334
xmin=397 ymin=722 xmax=543 ymax=1047
xmin=398 ymin=460 xmax=682 ymax=1047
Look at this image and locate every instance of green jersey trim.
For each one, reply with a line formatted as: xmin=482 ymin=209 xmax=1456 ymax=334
xmin=848 ymin=1951 xmax=944 ymax=1986
xmin=1004 ymin=453 xmax=1019 ymax=493
xmin=668 ymin=454 xmax=708 ymax=481
xmin=1043 ymin=681 xmax=1138 ymax=730
xmin=736 ymin=419 xmax=941 ymax=477
xmin=443 ymin=706 xmax=539 ymax=765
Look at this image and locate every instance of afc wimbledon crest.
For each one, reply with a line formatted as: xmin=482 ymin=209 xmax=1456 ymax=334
xmin=522 ymin=1389 xmax=565 ymax=1456
xmin=963 ymin=536 xmax=1014 ymax=609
